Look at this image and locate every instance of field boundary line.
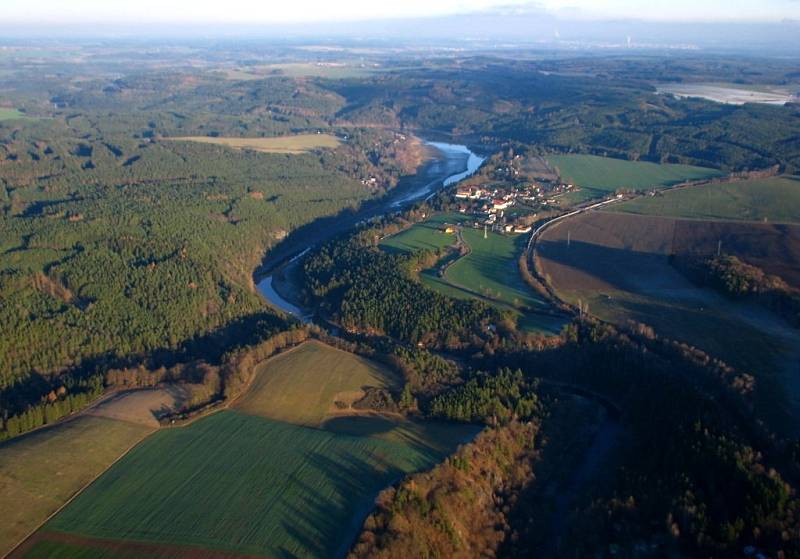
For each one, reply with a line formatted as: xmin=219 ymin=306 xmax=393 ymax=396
xmin=4 ymin=424 xmax=157 ymax=559
xmin=3 ymin=340 xmax=314 ymax=558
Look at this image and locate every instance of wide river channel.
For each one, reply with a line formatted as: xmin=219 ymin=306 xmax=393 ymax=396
xmin=256 ymin=140 xmax=484 ymax=319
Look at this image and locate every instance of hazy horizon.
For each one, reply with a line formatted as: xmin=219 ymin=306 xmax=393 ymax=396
xmin=5 ymin=0 xmax=800 ymax=24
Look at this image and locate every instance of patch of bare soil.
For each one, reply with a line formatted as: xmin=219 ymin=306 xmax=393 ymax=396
xmin=87 ymin=386 xmax=194 ymax=427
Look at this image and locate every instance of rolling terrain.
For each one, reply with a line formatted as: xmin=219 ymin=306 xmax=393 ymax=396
xmin=381 ymin=215 xmax=565 ymax=335
xmin=612 ymin=175 xmax=800 ymax=224
xmin=547 ymin=154 xmax=724 ymax=204
xmin=537 ymin=211 xmax=800 ymax=435
xmin=12 ymin=342 xmax=477 ymax=559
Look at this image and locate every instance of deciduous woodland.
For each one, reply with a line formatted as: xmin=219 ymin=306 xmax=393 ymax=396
xmin=2 ymin=41 xmax=800 ymax=559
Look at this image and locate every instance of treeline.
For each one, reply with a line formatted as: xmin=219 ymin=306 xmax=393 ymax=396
xmin=301 ymin=228 xmax=498 ymax=347
xmin=0 ymin=311 xmax=295 ymax=440
xmin=0 ymin=376 xmax=103 ymax=441
xmin=389 ymin=346 xmax=460 ymax=393
xmin=330 ymin=62 xmax=800 ymax=173
xmin=348 ymin=420 xmax=540 ymax=559
xmin=474 ymin=320 xmax=800 ymax=558
xmin=676 ymin=254 xmax=800 ymax=327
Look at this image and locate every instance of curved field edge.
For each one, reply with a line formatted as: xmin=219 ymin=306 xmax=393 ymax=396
xmin=24 ymin=411 xmax=477 ymax=559
xmin=536 ymin=210 xmax=800 ymax=436
xmin=233 ymin=340 xmax=401 ymax=426
xmin=547 ymin=154 xmax=724 ymax=204
xmin=380 ymin=215 xmax=566 ymax=335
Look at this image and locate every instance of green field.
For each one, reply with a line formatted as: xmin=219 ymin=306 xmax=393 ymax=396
xmin=548 ymin=154 xmax=724 ymax=204
xmin=164 ymin=133 xmax=341 ymax=154
xmin=235 ymin=340 xmax=400 ymax=426
xmin=0 ymin=416 xmax=153 ymax=557
xmin=381 ymin=216 xmax=565 ymax=335
xmin=0 ymin=108 xmax=31 ymax=121
xmin=447 ymin=228 xmax=546 ymax=311
xmin=19 ymin=343 xmax=477 ymax=558
xmin=379 ymin=213 xmax=467 ymax=254
xmin=27 ymin=411 xmax=474 ymax=559
xmin=610 ymin=175 xmax=800 ymax=224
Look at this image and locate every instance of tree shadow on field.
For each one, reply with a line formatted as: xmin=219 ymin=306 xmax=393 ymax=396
xmin=276 ymin=446 xmax=407 ymax=559
xmin=537 ymin=238 xmax=678 ymax=293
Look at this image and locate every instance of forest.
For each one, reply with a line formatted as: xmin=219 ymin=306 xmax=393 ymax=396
xmin=3 ymin=42 xmax=800 ymax=557
xmin=301 ymin=227 xmax=499 ymax=345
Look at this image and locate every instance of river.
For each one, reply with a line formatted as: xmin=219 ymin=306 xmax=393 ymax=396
xmin=256 ymin=140 xmax=484 ymax=319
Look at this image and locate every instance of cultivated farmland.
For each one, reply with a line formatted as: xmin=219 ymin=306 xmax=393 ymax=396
xmin=15 ymin=343 xmax=478 ymax=558
xmin=164 ymin=133 xmax=341 ymax=154
xmin=611 ymin=175 xmax=800 ymax=224
xmin=0 ymin=416 xmax=153 ymax=557
xmin=547 ymin=154 xmax=724 ymax=204
xmin=537 ymin=211 xmax=800 ymax=436
xmin=19 ymin=412 xmax=475 ymax=559
xmin=447 ymin=228 xmax=546 ymax=311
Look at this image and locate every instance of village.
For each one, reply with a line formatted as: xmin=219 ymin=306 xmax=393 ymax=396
xmin=448 ymin=174 xmax=577 ymax=234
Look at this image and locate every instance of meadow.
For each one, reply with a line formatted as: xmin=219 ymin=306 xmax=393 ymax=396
xmin=164 ymin=133 xmax=341 ymax=154
xmin=381 ymin=215 xmax=565 ymax=335
xmin=447 ymin=228 xmax=543 ymax=309
xmin=379 ymin=214 xmax=466 ymax=255
xmin=547 ymin=154 xmax=724 ymax=204
xmin=234 ymin=340 xmax=400 ymax=426
xmin=0 ymin=416 xmax=153 ymax=557
xmin=0 ymin=108 xmax=32 ymax=121
xmin=611 ymin=175 xmax=800 ymax=224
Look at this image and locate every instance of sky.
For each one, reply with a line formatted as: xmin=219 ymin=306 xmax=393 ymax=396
xmin=4 ymin=0 xmax=800 ymax=25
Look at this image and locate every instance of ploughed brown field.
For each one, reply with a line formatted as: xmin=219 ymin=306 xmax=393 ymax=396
xmin=541 ymin=212 xmax=800 ymax=290
xmin=537 ymin=211 xmax=800 ymax=436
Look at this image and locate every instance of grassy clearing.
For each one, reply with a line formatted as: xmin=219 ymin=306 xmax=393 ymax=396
xmin=38 ymin=411 xmax=476 ymax=559
xmin=234 ymin=340 xmax=400 ymax=426
xmin=164 ymin=133 xmax=341 ymax=154
xmin=380 ymin=213 xmax=468 ymax=254
xmin=547 ymin=154 xmax=723 ymax=203
xmin=611 ymin=175 xmax=800 ymax=224
xmin=0 ymin=108 xmax=32 ymax=121
xmin=0 ymin=416 xmax=153 ymax=557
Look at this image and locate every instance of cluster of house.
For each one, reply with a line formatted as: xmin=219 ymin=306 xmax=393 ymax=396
xmin=455 ymin=181 xmax=575 ymax=210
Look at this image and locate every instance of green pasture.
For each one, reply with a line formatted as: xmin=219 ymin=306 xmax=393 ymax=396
xmin=611 ymin=175 xmax=800 ymax=224
xmin=548 ymin=154 xmax=723 ymax=203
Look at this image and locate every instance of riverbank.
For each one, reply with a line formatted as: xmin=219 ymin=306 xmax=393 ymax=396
xmin=256 ymin=139 xmax=485 ymax=320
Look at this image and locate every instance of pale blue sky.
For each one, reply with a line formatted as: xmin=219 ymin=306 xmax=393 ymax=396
xmin=4 ymin=0 xmax=800 ymax=24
